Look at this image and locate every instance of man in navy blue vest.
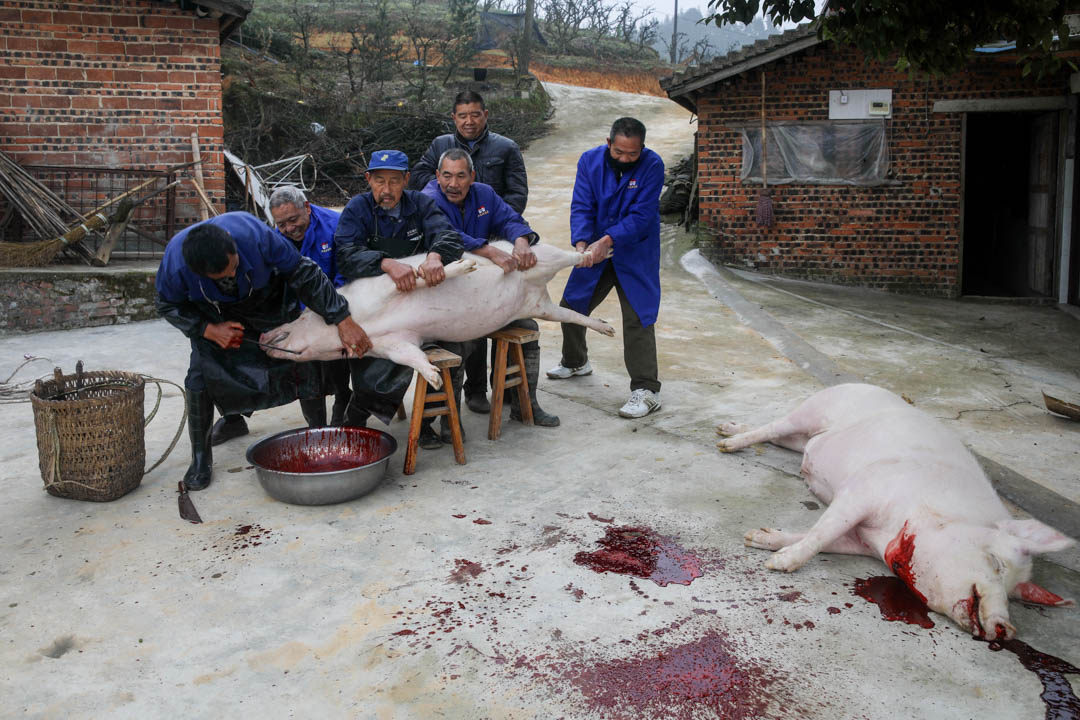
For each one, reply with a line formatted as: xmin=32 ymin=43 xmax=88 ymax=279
xmin=422 ymin=148 xmax=559 ymax=432
xmin=334 ymin=150 xmax=464 ymax=444
xmin=156 ymin=212 xmax=370 ymax=490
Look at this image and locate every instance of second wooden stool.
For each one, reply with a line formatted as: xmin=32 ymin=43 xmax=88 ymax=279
xmin=487 ymin=326 xmax=540 ymax=440
xmin=403 ymin=347 xmax=465 ymax=475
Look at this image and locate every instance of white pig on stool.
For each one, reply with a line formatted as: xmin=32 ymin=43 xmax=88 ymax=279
xmin=261 ymin=241 xmax=615 ymax=388
xmin=717 ymin=383 xmax=1075 ymax=640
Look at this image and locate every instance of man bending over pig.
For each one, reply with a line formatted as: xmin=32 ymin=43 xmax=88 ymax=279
xmin=422 ymin=147 xmax=560 ymax=436
xmin=156 ymin=212 xmax=370 ymax=491
xmin=333 ymin=149 xmax=465 ymax=439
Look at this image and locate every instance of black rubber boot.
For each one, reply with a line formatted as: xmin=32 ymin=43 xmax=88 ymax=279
xmin=466 ymin=392 xmax=490 ymax=414
xmin=330 ymin=392 xmax=351 ymax=426
xmin=511 ymin=352 xmax=560 ymax=427
xmin=300 ymin=397 xmax=327 ymax=428
xmin=210 ymin=413 xmax=248 ymax=446
xmin=183 ymin=390 xmax=214 ymax=491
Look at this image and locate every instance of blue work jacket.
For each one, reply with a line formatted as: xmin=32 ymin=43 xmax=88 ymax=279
xmin=276 ymin=203 xmax=343 ymax=287
xmin=563 ymin=145 xmax=665 ymax=327
xmin=156 ymin=212 xmax=301 ymax=312
xmin=421 ymin=180 xmax=536 ymax=251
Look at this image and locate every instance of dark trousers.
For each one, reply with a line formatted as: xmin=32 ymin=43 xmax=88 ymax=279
xmin=560 ymin=263 xmax=660 ymax=394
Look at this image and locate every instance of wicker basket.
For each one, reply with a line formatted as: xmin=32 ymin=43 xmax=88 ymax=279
xmin=31 ymin=363 xmax=147 ymax=502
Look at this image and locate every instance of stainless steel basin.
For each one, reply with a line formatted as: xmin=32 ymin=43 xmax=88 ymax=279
xmin=245 ymin=426 xmax=397 ymax=505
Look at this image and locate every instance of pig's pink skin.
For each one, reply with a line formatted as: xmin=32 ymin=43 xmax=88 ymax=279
xmin=722 ymin=383 xmax=1076 ymax=639
xmin=260 ymin=242 xmax=615 ymax=388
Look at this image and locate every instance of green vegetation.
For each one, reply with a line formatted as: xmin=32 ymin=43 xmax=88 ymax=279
xmin=703 ymin=0 xmax=1075 ymax=77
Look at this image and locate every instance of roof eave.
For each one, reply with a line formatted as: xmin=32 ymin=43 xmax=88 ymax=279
xmin=665 ymin=33 xmax=823 ymax=106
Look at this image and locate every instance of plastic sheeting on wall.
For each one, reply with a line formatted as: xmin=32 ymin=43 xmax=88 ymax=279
xmin=740 ymin=121 xmax=889 ymax=186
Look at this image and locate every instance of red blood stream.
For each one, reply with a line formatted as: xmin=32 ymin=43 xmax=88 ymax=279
xmin=853 ymin=576 xmax=935 ymax=629
xmin=988 ymin=639 xmax=1080 ymax=719
xmin=573 ymin=526 xmax=704 ymax=587
xmin=254 ymin=427 xmax=391 ymax=474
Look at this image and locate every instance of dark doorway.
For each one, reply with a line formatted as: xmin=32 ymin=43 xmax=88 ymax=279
xmin=962 ymin=111 xmax=1059 ymax=297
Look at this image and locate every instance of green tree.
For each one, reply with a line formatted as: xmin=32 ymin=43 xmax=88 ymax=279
xmin=702 ymin=0 xmax=1075 ymax=77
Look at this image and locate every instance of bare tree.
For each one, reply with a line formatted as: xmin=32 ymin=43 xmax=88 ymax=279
xmin=540 ymin=0 xmax=587 ymax=55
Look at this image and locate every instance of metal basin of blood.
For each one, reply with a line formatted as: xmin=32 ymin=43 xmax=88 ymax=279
xmin=245 ymin=426 xmax=398 ymax=505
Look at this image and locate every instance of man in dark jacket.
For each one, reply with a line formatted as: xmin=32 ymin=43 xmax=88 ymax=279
xmin=410 ymin=91 xmax=528 ymax=213
xmin=156 ymin=211 xmax=370 ymax=491
xmin=335 ymin=150 xmax=464 ymax=442
xmin=410 ymin=90 xmax=529 ymax=414
xmin=422 ymin=147 xmax=559 ymax=431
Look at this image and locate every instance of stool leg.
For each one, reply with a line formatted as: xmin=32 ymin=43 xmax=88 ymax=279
xmin=403 ymin=374 xmax=427 ymax=475
xmin=510 ymin=343 xmax=533 ymax=425
xmin=442 ymin=367 xmax=466 ymax=465
xmin=488 ymin=340 xmax=509 ymax=441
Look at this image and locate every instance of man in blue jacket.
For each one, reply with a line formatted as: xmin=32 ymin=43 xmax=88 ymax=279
xmin=335 ymin=150 xmax=464 ymax=441
xmin=547 ymin=117 xmax=664 ymax=419
xmin=156 ymin=212 xmax=370 ymax=491
xmin=268 ymin=185 xmax=363 ymax=430
xmin=422 ymin=148 xmax=559 ymax=433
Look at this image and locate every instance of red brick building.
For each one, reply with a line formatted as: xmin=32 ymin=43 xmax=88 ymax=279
xmin=0 ymin=0 xmax=250 ymax=254
xmin=662 ymin=26 xmax=1080 ymax=305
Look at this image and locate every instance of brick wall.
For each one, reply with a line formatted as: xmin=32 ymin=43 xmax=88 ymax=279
xmin=0 ymin=267 xmax=157 ymax=332
xmin=0 ymin=0 xmax=227 ymax=231
xmin=694 ymin=45 xmax=1072 ymax=297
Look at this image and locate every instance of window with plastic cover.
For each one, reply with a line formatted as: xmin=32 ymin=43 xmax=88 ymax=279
xmin=740 ymin=121 xmax=889 ymax=186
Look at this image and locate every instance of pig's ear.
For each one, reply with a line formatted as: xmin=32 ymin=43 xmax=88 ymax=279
xmin=996 ymin=518 xmax=1076 ymax=555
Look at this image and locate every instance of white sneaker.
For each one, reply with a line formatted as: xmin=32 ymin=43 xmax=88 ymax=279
xmin=547 ymin=361 xmax=592 ymax=379
xmin=618 ymin=389 xmax=661 ymax=418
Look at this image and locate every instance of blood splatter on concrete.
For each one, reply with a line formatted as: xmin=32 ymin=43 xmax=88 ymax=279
xmin=573 ymin=526 xmax=704 ymax=587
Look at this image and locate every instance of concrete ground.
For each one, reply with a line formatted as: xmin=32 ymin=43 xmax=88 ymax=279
xmin=1 ymin=84 xmax=1078 ymax=719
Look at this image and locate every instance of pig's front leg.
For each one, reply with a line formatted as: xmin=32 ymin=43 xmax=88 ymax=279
xmin=370 ymin=333 xmax=443 ymax=389
xmin=717 ymin=416 xmax=810 ymax=453
xmin=762 ymin=492 xmax=870 ymax=572
xmin=745 ymin=528 xmax=875 ymax=557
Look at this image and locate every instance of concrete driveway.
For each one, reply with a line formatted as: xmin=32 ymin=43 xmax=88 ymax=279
xmin=1 ymin=84 xmax=1077 ymax=719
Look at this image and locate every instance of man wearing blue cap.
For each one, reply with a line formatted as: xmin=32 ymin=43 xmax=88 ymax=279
xmin=334 ymin=150 xmax=465 ymax=445
xmin=422 ymin=147 xmax=559 ymax=430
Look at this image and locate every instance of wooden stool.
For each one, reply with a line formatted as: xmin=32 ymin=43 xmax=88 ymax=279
xmin=487 ymin=326 xmax=540 ymax=440
xmin=403 ymin=347 xmax=465 ymax=475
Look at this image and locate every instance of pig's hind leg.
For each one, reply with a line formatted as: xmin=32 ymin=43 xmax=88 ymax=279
xmin=532 ymin=297 xmax=616 ymax=336
xmin=759 ymin=493 xmax=871 ymax=572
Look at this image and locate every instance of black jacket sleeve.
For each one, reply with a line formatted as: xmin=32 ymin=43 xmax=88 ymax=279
xmin=286 ymin=257 xmax=350 ymax=325
xmin=501 ymin=141 xmax=529 ymax=214
xmin=416 ymin=194 xmax=464 ymax=265
xmin=156 ymin=296 xmax=210 ymax=339
xmin=409 ymin=139 xmax=443 ymax=192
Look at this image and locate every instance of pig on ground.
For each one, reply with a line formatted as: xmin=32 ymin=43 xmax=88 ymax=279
xmin=261 ymin=241 xmax=615 ymax=388
xmin=716 ymin=383 xmax=1075 ymax=640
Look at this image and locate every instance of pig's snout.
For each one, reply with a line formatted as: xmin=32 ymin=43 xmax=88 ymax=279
xmin=952 ymin=585 xmax=1015 ymax=640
